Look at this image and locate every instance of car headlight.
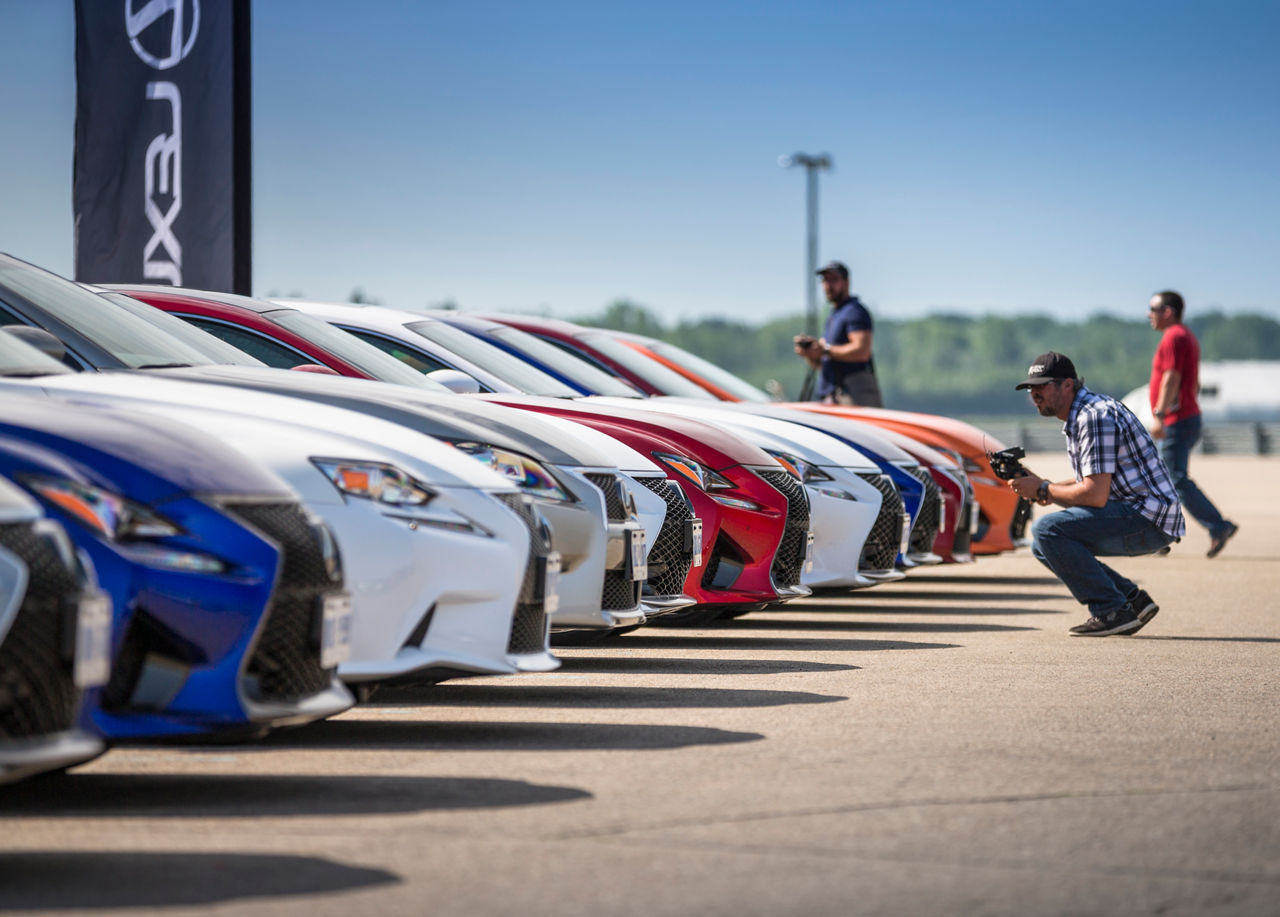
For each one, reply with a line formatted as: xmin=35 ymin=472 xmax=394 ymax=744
xmin=23 ymin=476 xmax=182 ymax=540
xmin=653 ymin=452 xmax=735 ymax=491
xmin=444 ymin=442 xmax=572 ymax=502
xmin=810 ymin=485 xmax=858 ymax=501
xmin=764 ymin=449 xmax=835 ymax=483
xmin=311 ymin=459 xmax=435 ymax=506
xmin=21 ymin=476 xmax=227 ymax=573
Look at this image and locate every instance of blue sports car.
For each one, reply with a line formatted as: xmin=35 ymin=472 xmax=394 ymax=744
xmin=0 ymin=369 xmax=353 ymax=740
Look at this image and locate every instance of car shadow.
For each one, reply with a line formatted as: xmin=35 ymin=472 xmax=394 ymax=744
xmin=0 ymin=852 xmax=400 ymax=910
xmin=606 ymin=634 xmax=959 ymax=652
xmin=714 ymin=618 xmax=1037 ymax=634
xmin=810 ymin=590 xmax=1065 ymax=604
xmin=0 ymin=773 xmax=588 ymax=817
xmin=902 ymin=574 xmax=1061 ymax=586
xmin=552 ymin=656 xmax=860 ymax=676
xmin=370 ymin=685 xmax=848 ymax=710
xmin=253 ymin=719 xmax=764 ymax=752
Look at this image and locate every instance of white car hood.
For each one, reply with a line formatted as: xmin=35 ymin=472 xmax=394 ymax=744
xmin=0 ymin=374 xmax=518 ymax=493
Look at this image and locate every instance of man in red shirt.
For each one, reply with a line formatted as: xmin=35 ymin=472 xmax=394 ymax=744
xmin=1148 ymin=290 xmax=1238 ymax=557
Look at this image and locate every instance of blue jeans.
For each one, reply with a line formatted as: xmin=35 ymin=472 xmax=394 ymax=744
xmin=1158 ymin=414 xmax=1229 ymax=537
xmin=1031 ymin=500 xmax=1174 ymax=616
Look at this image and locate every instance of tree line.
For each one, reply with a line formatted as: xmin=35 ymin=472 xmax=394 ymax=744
xmin=570 ymin=301 xmax=1280 ymax=415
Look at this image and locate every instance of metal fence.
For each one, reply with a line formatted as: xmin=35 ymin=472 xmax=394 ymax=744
xmin=961 ymin=420 xmax=1280 ymax=456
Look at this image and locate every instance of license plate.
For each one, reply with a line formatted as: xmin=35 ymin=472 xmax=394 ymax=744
xmin=804 ymin=530 xmax=815 ymax=573
xmin=900 ymin=512 xmax=912 ymax=556
xmin=938 ymin=495 xmax=947 ymax=532
xmin=628 ymin=528 xmax=648 ymax=581
xmin=541 ymin=551 xmax=561 ymax=614
xmin=319 ymin=592 xmax=353 ymax=669
xmin=686 ymin=517 xmax=703 ymax=566
xmin=970 ymin=500 xmax=981 ymax=535
xmin=73 ymin=590 xmax=112 ymax=689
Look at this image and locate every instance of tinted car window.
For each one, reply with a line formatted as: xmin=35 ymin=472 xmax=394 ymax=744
xmin=645 ymin=339 xmax=772 ymax=402
xmin=346 ymin=329 xmax=452 ymax=374
xmin=268 ymin=310 xmax=435 ymax=388
xmin=183 ymin=317 xmax=314 ymax=368
xmin=0 ymin=261 xmax=212 ymax=368
xmin=489 ymin=326 xmax=642 ymax=397
xmin=0 ymin=327 xmax=73 ymax=376
xmin=405 ymin=320 xmax=578 ymax=397
xmin=102 ymin=294 xmax=267 ymax=367
xmin=576 ymin=332 xmax=715 ymax=399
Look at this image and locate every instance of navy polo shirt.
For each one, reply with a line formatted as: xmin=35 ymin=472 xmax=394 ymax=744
xmin=814 ymin=296 xmax=874 ymax=398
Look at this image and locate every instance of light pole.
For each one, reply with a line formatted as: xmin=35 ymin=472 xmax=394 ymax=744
xmin=779 ymin=152 xmax=832 ymax=337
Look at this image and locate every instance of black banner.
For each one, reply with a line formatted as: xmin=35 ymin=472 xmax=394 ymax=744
xmin=74 ymin=0 xmax=251 ymax=293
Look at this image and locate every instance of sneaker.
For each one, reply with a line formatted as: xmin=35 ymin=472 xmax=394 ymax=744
xmin=1123 ymin=589 xmax=1159 ymax=635
xmin=1206 ymin=522 xmax=1238 ymax=559
xmin=1069 ymin=607 xmax=1141 ymax=637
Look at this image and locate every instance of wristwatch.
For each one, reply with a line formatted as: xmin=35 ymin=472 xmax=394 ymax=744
xmin=1036 ymin=480 xmax=1050 ymax=503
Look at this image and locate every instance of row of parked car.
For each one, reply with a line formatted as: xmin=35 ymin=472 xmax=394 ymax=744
xmin=0 ymin=251 xmax=1028 ymax=783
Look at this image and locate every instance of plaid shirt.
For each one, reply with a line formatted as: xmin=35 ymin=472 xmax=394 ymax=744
xmin=1063 ymin=385 xmax=1186 ymax=537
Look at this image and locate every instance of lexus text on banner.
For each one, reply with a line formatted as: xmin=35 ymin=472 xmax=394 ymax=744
xmin=74 ymin=0 xmax=251 ymax=293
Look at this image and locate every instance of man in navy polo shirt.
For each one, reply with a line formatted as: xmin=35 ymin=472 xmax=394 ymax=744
xmin=793 ymin=261 xmax=883 ymax=406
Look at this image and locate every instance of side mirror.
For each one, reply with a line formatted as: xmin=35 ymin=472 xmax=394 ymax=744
xmin=3 ymin=326 xmax=67 ymax=361
xmin=426 ymin=369 xmax=481 ymax=394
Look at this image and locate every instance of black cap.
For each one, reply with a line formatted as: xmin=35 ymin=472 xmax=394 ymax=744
xmin=1014 ymin=351 xmax=1078 ymax=390
xmin=815 ymin=261 xmax=849 ymax=279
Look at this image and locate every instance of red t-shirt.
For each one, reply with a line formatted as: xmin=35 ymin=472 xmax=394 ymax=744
xmin=1149 ymin=323 xmax=1200 ymax=425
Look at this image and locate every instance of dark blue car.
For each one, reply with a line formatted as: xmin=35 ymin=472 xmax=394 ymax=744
xmin=0 ymin=377 xmax=353 ymax=740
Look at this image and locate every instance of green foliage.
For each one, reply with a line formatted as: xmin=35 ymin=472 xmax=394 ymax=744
xmin=572 ymin=299 xmax=1280 ymax=415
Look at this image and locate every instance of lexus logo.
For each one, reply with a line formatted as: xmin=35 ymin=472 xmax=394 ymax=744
xmin=126 ymin=0 xmax=201 ymax=70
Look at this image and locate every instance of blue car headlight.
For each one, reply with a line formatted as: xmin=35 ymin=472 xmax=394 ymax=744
xmin=21 ymin=476 xmax=228 ymax=574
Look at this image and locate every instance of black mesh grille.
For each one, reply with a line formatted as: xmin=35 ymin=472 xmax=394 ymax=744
xmin=757 ymin=469 xmax=809 ymax=587
xmin=601 ymin=568 xmax=641 ymax=610
xmin=952 ymin=494 xmax=973 ymax=556
xmin=224 ymin=503 xmax=333 ymax=702
xmin=0 ymin=523 xmax=81 ymax=739
xmin=493 ymin=493 xmax=550 ymax=655
xmin=858 ymin=473 xmax=904 ymax=571
xmin=635 ymin=476 xmax=695 ymax=596
xmin=906 ymin=467 xmax=941 ymax=554
xmin=584 ymin=473 xmax=628 ymax=522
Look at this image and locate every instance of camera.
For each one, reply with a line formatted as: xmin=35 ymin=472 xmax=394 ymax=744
xmin=988 ymin=446 xmax=1028 ymax=480
xmin=795 ymin=334 xmax=817 ymax=348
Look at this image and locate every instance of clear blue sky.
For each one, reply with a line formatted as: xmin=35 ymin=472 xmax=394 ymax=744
xmin=2 ymin=1 xmax=1277 ymax=324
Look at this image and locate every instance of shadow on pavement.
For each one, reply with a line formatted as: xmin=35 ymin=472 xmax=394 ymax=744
xmin=1137 ymin=635 xmax=1280 ymax=643
xmin=722 ymin=618 xmax=1036 ymax=634
xmin=903 ymin=574 xmax=1062 ymax=586
xmin=800 ymin=600 xmax=1060 ymax=616
xmin=373 ymin=685 xmax=847 ymax=709
xmin=812 ymin=590 xmax=1065 ymax=605
xmin=553 ymin=656 xmax=859 ymax=675
xmin=0 ymin=773 xmax=588 ymax=817
xmin=256 ymin=720 xmax=764 ymax=752
xmin=607 ymin=635 xmax=958 ymax=652
xmin=0 ymin=852 xmax=399 ymax=910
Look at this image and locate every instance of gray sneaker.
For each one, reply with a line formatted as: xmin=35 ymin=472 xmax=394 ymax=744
xmin=1069 ymin=607 xmax=1141 ymax=637
xmin=1123 ymin=589 xmax=1159 ymax=635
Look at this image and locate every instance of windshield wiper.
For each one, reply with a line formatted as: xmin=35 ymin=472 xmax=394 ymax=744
xmin=135 ymin=362 xmax=194 ymax=369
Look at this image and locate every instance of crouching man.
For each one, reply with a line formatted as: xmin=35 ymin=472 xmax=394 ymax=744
xmin=1010 ymin=352 xmax=1185 ymax=636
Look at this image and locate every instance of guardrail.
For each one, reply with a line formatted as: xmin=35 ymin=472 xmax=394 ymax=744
xmin=962 ymin=420 xmax=1280 ymax=456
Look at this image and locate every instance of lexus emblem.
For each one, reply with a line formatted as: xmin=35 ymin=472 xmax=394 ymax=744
xmin=126 ymin=0 xmax=201 ymax=70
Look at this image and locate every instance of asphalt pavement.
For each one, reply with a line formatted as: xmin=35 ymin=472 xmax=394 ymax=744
xmin=2 ymin=454 xmax=1277 ymax=917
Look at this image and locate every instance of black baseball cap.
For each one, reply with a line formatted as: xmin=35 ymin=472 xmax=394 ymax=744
xmin=815 ymin=261 xmax=849 ymax=279
xmin=1014 ymin=351 xmax=1078 ymax=390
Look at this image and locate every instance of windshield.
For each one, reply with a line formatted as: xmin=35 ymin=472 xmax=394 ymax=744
xmin=0 ymin=329 xmax=72 ymax=376
xmin=490 ymin=326 xmax=642 ymax=397
xmin=268 ymin=309 xmax=436 ymax=388
xmin=644 ymin=338 xmax=771 ymax=402
xmin=575 ymin=332 xmax=715 ymax=399
xmin=102 ymin=293 xmax=267 ymax=367
xmin=0 ymin=260 xmax=215 ymax=368
xmin=405 ymin=320 xmax=579 ymax=397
